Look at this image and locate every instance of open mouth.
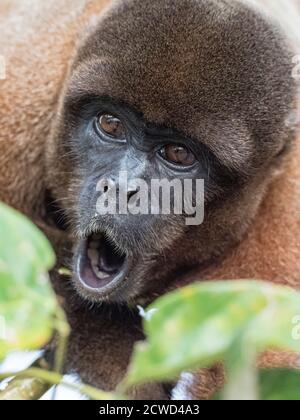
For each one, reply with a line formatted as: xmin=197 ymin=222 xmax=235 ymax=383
xmin=76 ymin=232 xmax=129 ymax=295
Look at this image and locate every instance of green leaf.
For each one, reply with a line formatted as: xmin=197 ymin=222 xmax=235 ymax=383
xmin=260 ymin=369 xmax=300 ymax=400
xmin=0 ymin=202 xmax=56 ymax=360
xmin=125 ymin=281 xmax=300 ymax=387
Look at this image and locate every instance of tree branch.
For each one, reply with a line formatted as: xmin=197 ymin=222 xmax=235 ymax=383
xmin=0 ymin=376 xmax=49 ymax=400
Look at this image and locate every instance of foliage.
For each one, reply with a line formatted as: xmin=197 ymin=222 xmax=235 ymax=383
xmin=124 ymin=281 xmax=300 ymax=400
xmin=0 ymin=203 xmax=56 ymax=360
xmin=1 ymin=202 xmax=300 ymax=400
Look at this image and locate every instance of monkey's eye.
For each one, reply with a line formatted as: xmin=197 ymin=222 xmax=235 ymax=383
xmin=96 ymin=113 xmax=126 ymax=140
xmin=159 ymin=144 xmax=196 ymax=166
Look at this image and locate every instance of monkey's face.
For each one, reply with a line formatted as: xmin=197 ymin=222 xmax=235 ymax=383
xmin=46 ymin=0 xmax=296 ymax=304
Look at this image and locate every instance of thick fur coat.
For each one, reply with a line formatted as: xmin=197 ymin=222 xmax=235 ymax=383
xmin=0 ymin=0 xmax=299 ymax=399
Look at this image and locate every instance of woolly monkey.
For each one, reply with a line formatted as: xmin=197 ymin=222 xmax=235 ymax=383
xmin=0 ymin=0 xmax=299 ymax=399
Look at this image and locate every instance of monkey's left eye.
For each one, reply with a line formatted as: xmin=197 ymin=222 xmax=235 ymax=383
xmin=159 ymin=144 xmax=196 ymax=167
xmin=96 ymin=113 xmax=126 ymax=140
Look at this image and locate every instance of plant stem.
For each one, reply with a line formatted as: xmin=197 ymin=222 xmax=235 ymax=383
xmin=223 ymin=347 xmax=258 ymax=401
xmin=0 ymin=377 xmax=49 ymax=400
xmin=0 ymin=368 xmax=122 ymax=400
xmin=53 ymin=306 xmax=71 ymax=375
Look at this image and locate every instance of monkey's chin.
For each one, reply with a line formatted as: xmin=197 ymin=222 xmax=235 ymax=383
xmin=74 ymin=232 xmax=130 ymax=301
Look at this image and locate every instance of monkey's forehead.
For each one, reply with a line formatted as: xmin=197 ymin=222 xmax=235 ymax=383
xmin=69 ymin=0 xmax=295 ymax=136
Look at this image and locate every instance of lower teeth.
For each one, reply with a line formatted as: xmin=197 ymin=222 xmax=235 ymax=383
xmin=93 ymin=267 xmax=110 ymax=280
xmin=88 ymin=245 xmax=110 ymax=280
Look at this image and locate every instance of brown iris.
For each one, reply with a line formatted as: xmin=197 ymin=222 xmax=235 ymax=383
xmin=160 ymin=144 xmax=196 ymax=166
xmin=97 ymin=114 xmax=125 ymax=139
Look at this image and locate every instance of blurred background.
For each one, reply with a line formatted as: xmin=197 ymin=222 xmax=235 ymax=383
xmin=254 ymin=0 xmax=300 ymax=46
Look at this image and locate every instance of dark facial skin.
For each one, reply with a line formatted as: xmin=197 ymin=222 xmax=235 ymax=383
xmin=46 ymin=0 xmax=297 ymax=306
xmin=54 ymin=97 xmax=239 ymax=303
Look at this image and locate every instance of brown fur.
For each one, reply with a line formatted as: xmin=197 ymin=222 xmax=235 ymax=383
xmin=177 ymin=138 xmax=300 ymax=288
xmin=46 ymin=0 xmax=298 ymax=306
xmin=0 ymin=0 xmax=299 ymax=400
xmin=0 ymin=0 xmax=111 ymax=215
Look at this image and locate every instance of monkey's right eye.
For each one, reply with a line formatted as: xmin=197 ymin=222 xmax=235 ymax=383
xmin=96 ymin=113 xmax=126 ymax=140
